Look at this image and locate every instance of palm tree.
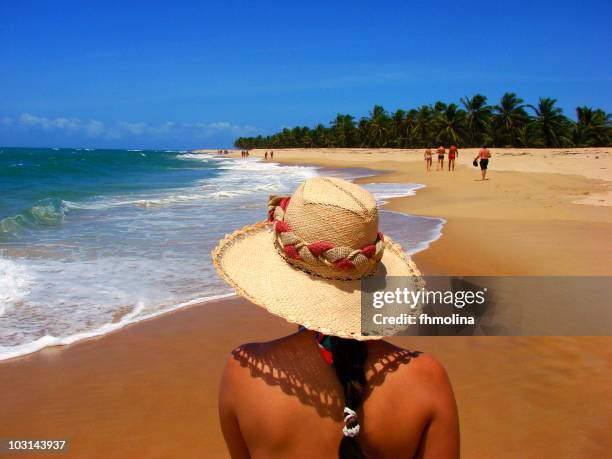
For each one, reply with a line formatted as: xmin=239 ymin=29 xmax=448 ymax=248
xmin=434 ymin=104 xmax=466 ymax=146
xmin=404 ymin=109 xmax=419 ymax=147
xmin=414 ymin=105 xmax=434 ymax=147
xmin=233 ymin=94 xmax=611 ymax=149
xmin=515 ymin=124 xmax=543 ymax=148
xmin=529 ymin=98 xmax=573 ymax=147
xmin=357 ymin=118 xmax=370 ymax=147
xmin=366 ymin=105 xmax=390 ymax=147
xmin=390 ymin=109 xmax=406 ymax=147
xmin=461 ymin=94 xmax=491 ymax=146
xmin=331 ymin=114 xmax=357 ymax=147
xmin=492 ymin=93 xmax=530 ymax=146
xmin=312 ymin=124 xmax=329 ymax=147
xmin=433 ymin=101 xmax=447 ymax=114
xmin=574 ymin=106 xmax=611 ymax=147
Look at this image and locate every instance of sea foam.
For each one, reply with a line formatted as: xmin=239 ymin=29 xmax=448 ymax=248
xmin=0 ymin=150 xmax=443 ymax=361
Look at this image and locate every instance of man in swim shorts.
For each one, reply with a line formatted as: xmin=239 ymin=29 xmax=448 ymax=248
xmin=474 ymin=146 xmax=491 ymax=180
xmin=436 ymin=145 xmax=445 ymax=171
xmin=448 ymin=145 xmax=458 ymax=171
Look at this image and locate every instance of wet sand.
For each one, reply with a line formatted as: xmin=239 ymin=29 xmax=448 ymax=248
xmin=1 ymin=148 xmax=611 ymax=458
xmin=2 ymin=297 xmax=610 ymax=459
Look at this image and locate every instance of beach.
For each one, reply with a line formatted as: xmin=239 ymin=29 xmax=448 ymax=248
xmin=1 ymin=148 xmax=611 ymax=458
xmin=244 ymin=148 xmax=612 ymax=275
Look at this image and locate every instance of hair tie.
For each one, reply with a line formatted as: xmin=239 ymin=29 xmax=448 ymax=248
xmin=342 ymin=407 xmax=360 ymax=438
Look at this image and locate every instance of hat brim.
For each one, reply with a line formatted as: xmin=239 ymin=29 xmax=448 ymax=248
xmin=212 ymin=221 xmax=422 ymax=340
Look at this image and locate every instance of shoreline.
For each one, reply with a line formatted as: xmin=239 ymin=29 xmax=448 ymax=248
xmin=249 ymin=147 xmax=612 ymax=275
xmin=1 ymin=148 xmax=611 ymax=458
xmin=0 ymin=157 xmax=432 ymax=363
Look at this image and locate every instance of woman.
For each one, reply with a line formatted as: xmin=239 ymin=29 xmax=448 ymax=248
xmin=474 ymin=146 xmax=491 ymax=180
xmin=424 ymin=148 xmax=433 ymax=172
xmin=436 ymin=145 xmax=445 ymax=171
xmin=213 ymin=177 xmax=459 ymax=458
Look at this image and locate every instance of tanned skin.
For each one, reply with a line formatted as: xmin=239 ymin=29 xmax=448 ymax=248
xmin=219 ymin=330 xmax=459 ymax=459
xmin=448 ymin=146 xmax=458 ymax=171
xmin=436 ymin=146 xmax=445 ymax=171
xmin=474 ymin=148 xmax=492 ymax=180
xmin=424 ymin=149 xmax=433 ymax=172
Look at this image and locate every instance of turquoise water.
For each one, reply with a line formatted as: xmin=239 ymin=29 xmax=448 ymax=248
xmin=0 ymin=147 xmax=444 ymax=360
xmin=0 ymin=148 xmax=220 ymax=237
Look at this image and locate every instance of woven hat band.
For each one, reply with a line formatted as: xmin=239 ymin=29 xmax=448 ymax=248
xmin=268 ymin=193 xmax=385 ymax=280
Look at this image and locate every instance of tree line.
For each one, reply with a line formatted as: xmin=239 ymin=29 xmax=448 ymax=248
xmin=234 ymin=93 xmax=611 ymax=149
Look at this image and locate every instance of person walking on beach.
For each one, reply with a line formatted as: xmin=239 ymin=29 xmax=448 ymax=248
xmin=436 ymin=145 xmax=445 ymax=171
xmin=448 ymin=145 xmax=458 ymax=171
xmin=213 ymin=177 xmax=459 ymax=459
xmin=474 ymin=146 xmax=491 ymax=180
xmin=265 ymin=151 xmax=268 ymax=161
xmin=270 ymin=150 xmax=274 ymax=160
xmin=424 ymin=148 xmax=433 ymax=172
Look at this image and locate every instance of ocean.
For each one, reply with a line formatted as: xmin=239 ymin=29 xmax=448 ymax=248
xmin=0 ymin=147 xmax=444 ymax=360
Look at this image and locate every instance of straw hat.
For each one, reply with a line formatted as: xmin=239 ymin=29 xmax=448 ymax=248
xmin=212 ymin=176 xmax=421 ymax=340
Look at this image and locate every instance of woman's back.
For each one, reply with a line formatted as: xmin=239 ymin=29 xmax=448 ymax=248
xmin=219 ymin=330 xmax=459 ymax=458
xmin=213 ymin=177 xmax=459 ymax=458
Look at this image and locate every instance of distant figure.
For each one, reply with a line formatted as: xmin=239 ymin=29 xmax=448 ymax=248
xmin=436 ymin=145 xmax=445 ymax=171
xmin=265 ymin=151 xmax=268 ymax=160
xmin=448 ymin=145 xmax=458 ymax=171
xmin=474 ymin=146 xmax=492 ymax=180
xmin=270 ymin=151 xmax=274 ymax=160
xmin=424 ymin=148 xmax=433 ymax=171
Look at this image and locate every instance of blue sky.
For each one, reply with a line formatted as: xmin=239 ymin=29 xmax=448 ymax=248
xmin=1 ymin=0 xmax=610 ymax=149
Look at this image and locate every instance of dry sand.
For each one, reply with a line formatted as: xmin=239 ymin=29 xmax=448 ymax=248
xmin=247 ymin=147 xmax=612 ymax=275
xmin=1 ymin=148 xmax=611 ymax=458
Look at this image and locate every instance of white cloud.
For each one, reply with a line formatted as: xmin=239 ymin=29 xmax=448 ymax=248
xmin=5 ymin=113 xmax=259 ymax=140
xmin=86 ymin=120 xmax=105 ymax=137
xmin=116 ymin=121 xmax=147 ymax=135
xmin=205 ymin=121 xmax=258 ymax=136
xmin=18 ymin=113 xmax=102 ymax=134
xmin=208 ymin=121 xmax=232 ymax=130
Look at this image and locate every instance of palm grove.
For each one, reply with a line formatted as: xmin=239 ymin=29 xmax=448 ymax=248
xmin=234 ymin=93 xmax=611 ymax=150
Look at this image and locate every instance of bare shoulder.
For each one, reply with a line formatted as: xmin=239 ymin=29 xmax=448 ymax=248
xmin=368 ymin=341 xmax=453 ymax=397
xmin=220 ymin=341 xmax=263 ymax=394
xmin=409 ymin=352 xmax=451 ymax=383
xmin=221 ymin=333 xmax=302 ymax=389
xmin=221 ymin=340 xmax=265 ymax=387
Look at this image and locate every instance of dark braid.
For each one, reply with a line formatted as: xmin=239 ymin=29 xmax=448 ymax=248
xmin=330 ymin=336 xmax=368 ymax=459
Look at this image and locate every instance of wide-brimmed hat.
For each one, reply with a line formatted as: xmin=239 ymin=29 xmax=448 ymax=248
xmin=212 ymin=176 xmax=422 ymax=340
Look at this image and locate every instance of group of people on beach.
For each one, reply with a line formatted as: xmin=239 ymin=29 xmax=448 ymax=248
xmin=216 ymin=149 xmax=230 ymax=155
xmin=424 ymin=145 xmax=492 ymax=180
xmin=237 ymin=150 xmax=274 ymax=159
xmin=424 ymin=145 xmax=459 ymax=172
